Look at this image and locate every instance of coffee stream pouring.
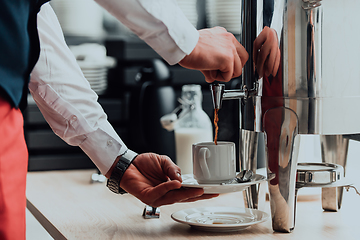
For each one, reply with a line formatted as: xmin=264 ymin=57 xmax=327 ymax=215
xmin=210 ymin=0 xmax=360 ymax=233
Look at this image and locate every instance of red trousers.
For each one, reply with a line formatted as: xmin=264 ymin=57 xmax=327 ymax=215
xmin=0 ymin=96 xmax=28 ymax=240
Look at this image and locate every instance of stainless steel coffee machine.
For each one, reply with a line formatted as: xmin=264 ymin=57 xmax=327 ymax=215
xmin=210 ymin=0 xmax=360 ymax=232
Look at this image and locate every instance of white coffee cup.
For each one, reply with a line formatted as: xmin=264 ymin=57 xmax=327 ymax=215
xmin=192 ymin=141 xmax=236 ymax=184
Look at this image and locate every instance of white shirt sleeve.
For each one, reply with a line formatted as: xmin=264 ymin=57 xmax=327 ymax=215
xmin=30 ymin=3 xmax=127 ymax=175
xmin=94 ymin=0 xmax=199 ymax=65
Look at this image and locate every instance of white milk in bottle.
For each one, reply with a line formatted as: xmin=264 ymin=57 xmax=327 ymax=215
xmin=174 ymin=85 xmax=213 ymax=174
xmin=175 ymin=128 xmax=213 ymax=174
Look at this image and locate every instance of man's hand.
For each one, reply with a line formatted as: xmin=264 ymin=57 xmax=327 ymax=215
xmin=179 ymin=27 xmax=248 ymax=83
xmin=253 ymin=26 xmax=281 ymax=78
xmin=119 ymin=153 xmax=218 ymax=207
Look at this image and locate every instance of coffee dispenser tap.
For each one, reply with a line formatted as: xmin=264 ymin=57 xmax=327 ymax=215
xmin=210 ymin=83 xmax=255 ymax=110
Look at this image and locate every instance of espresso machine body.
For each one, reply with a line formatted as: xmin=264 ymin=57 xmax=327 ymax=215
xmin=241 ymin=0 xmax=360 ymax=135
xmin=211 ymin=0 xmax=360 ymax=232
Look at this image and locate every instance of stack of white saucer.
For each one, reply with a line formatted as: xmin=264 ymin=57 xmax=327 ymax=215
xmin=206 ymin=0 xmax=241 ymax=34
xmin=70 ymin=44 xmax=116 ymax=95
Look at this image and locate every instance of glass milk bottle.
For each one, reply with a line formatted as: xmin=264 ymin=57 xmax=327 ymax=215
xmin=174 ymin=85 xmax=213 ymax=174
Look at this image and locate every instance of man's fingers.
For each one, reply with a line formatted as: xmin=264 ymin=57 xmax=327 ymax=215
xmin=231 ymin=36 xmax=248 ymax=79
xmin=256 ymin=42 xmax=272 ymax=78
xmin=159 ymin=155 xmax=182 ymax=182
xmin=219 ymin=70 xmax=233 ymax=82
xmin=179 ymin=193 xmax=219 ymax=203
xmin=233 ymin=37 xmax=248 ymax=69
xmin=272 ymin=49 xmax=281 ymax=77
xmin=205 ymin=68 xmax=234 ymax=83
xmin=145 ymin=180 xmax=182 ymax=203
xmin=151 ymin=187 xmax=205 ymax=207
xmin=211 ymin=58 xmax=234 ymax=82
xmin=202 ymin=70 xmax=215 ymax=83
xmin=253 ymin=29 xmax=267 ymax=64
xmin=265 ymin=44 xmax=278 ymax=77
xmin=202 ymin=70 xmax=218 ymax=83
xmin=232 ymin=53 xmax=243 ymax=78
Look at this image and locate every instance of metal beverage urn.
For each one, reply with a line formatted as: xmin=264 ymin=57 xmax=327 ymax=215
xmin=210 ymin=0 xmax=360 ymax=232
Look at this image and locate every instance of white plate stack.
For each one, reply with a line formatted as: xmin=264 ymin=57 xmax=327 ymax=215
xmin=206 ymin=0 xmax=242 ymax=34
xmin=176 ymin=0 xmax=198 ymax=27
xmin=70 ymin=44 xmax=116 ymax=95
xmin=50 ymin=0 xmax=104 ymax=37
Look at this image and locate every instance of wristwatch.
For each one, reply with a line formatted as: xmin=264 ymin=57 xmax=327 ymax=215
xmin=107 ymin=149 xmax=138 ymax=194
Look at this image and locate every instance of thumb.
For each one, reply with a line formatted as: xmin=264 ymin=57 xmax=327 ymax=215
xmin=160 ymin=155 xmax=182 ymax=182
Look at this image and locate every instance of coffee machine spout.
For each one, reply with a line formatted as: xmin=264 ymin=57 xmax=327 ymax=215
xmin=210 ymin=83 xmax=249 ymax=110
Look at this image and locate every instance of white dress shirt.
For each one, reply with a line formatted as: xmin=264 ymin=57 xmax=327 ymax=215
xmin=29 ymin=2 xmax=199 ymax=175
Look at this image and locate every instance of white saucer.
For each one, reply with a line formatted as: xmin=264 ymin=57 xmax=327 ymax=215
xmin=171 ymin=207 xmax=269 ymax=232
xmin=181 ymin=173 xmax=266 ymax=194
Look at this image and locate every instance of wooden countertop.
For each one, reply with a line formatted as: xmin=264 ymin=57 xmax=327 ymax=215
xmin=26 ymin=168 xmax=360 ymax=240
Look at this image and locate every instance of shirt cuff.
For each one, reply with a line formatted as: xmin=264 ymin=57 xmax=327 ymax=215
xmin=79 ymin=126 xmax=127 ymax=175
xmin=143 ymin=24 xmax=199 ymax=65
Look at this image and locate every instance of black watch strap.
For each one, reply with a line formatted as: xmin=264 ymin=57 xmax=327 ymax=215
xmin=107 ymin=149 xmax=138 ymax=194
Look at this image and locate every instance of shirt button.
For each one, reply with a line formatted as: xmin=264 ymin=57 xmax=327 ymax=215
xmin=107 ymin=140 xmax=113 ymax=147
xmin=71 ymin=115 xmax=77 ymax=121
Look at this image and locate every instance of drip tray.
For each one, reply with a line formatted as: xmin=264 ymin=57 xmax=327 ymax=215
xmin=296 ymin=163 xmax=348 ymax=188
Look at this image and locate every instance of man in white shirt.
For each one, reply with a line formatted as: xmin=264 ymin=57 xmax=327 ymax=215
xmin=0 ymin=1 xmax=248 ymax=238
xmin=31 ymin=0 xmax=248 ymax=204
